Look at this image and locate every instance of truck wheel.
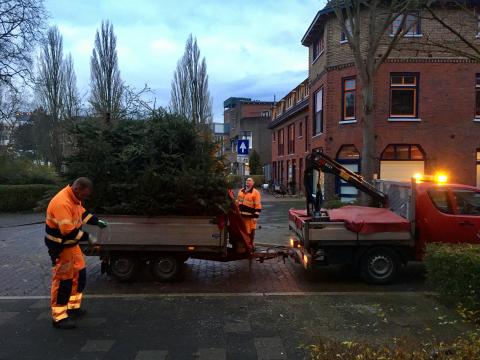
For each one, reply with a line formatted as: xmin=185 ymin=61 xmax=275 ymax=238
xmin=361 ymin=247 xmax=400 ymax=285
xmin=110 ymin=254 xmax=139 ymax=282
xmin=150 ymin=255 xmax=181 ymax=281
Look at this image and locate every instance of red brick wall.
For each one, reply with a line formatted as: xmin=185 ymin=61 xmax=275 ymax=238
xmin=241 ymin=104 xmax=272 ymax=118
xmin=311 ymin=61 xmax=480 ymax=188
xmin=270 ymin=108 xmax=309 ymax=192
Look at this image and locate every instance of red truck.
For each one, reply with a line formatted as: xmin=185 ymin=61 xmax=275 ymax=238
xmin=289 ymin=151 xmax=480 ymax=284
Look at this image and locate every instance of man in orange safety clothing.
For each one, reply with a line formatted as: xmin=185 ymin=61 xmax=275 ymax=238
xmin=45 ymin=177 xmax=107 ymax=329
xmin=236 ymin=177 xmax=262 ymax=246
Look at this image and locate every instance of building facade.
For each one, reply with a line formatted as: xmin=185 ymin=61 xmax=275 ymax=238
xmin=299 ymin=3 xmax=480 ymax=201
xmin=223 ymin=97 xmax=273 ymax=177
xmin=269 ymin=79 xmax=309 ymax=194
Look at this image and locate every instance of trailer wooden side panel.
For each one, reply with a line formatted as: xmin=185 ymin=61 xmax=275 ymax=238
xmin=85 ymin=215 xmax=225 ymax=248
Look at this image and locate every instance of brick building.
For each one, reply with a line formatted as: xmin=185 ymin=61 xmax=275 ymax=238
xmin=290 ymin=2 xmax=480 ymax=201
xmin=223 ymin=97 xmax=273 ymax=176
xmin=269 ymin=79 xmax=309 ymax=194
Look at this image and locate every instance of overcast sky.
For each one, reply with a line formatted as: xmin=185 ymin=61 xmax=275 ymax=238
xmin=45 ymin=0 xmax=325 ymax=122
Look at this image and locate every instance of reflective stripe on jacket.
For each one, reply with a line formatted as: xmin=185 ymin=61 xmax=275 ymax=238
xmin=237 ymin=187 xmax=262 ymax=218
xmin=45 ymin=186 xmax=97 ymax=248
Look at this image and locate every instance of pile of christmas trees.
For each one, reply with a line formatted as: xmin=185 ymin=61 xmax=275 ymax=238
xmin=67 ymin=111 xmax=228 ymax=216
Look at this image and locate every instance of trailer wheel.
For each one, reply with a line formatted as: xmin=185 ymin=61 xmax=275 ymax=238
xmin=110 ymin=254 xmax=139 ymax=282
xmin=361 ymin=247 xmax=400 ymax=285
xmin=150 ymin=255 xmax=181 ymax=281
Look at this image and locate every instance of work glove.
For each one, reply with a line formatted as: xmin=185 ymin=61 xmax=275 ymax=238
xmin=97 ymin=219 xmax=108 ymax=229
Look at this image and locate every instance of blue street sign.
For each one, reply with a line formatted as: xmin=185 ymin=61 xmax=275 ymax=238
xmin=237 ymin=140 xmax=249 ymax=155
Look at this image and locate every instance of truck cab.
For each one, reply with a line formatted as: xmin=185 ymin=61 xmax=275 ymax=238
xmin=415 ymin=182 xmax=480 ymax=258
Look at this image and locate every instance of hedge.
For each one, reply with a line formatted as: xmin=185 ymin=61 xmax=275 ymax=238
xmin=425 ymin=244 xmax=480 ymax=320
xmin=0 ymin=184 xmax=57 ymax=212
xmin=308 ymin=334 xmax=480 ymax=360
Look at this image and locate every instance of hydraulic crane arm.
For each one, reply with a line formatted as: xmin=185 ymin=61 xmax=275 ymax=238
xmin=304 ymin=150 xmax=387 ymax=215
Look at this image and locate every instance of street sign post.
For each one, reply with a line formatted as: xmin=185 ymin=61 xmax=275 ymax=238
xmin=237 ymin=140 xmax=249 ymax=156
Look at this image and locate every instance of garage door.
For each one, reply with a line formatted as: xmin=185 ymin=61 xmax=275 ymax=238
xmin=380 ymin=144 xmax=425 ymax=182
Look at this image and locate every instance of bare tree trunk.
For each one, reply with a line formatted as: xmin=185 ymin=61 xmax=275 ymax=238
xmin=360 ymin=74 xmax=376 ymax=205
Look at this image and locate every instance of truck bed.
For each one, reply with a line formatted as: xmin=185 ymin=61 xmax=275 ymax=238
xmin=289 ymin=207 xmax=413 ymax=246
xmin=84 ymin=215 xmax=226 ymax=253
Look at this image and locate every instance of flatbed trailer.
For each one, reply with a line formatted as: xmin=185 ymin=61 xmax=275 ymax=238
xmin=82 ymin=214 xmax=289 ymax=282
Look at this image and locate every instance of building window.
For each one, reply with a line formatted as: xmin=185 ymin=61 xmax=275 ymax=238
xmin=381 ymin=144 xmax=424 ymax=160
xmin=392 ymin=12 xmax=421 ymax=36
xmin=313 ymin=88 xmax=324 ymax=135
xmin=390 ymin=73 xmax=418 ymax=118
xmin=298 ymin=121 xmax=303 ymax=137
xmin=240 ymin=131 xmax=252 ymax=149
xmin=342 ymin=77 xmax=356 ymax=121
xmin=287 ymin=124 xmax=295 ymax=154
xmin=313 ymin=34 xmax=325 ymax=61
xmin=261 ymin=110 xmax=270 ymax=117
xmin=476 ymin=74 xmax=480 ymax=118
xmin=278 ymin=129 xmax=284 ymax=156
xmin=304 ymin=116 xmax=309 ymax=152
xmin=272 ymin=131 xmax=276 ymax=142
xmin=340 ymin=18 xmax=352 ymax=43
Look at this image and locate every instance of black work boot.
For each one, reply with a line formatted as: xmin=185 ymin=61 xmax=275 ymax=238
xmin=67 ymin=308 xmax=87 ymax=318
xmin=52 ymin=317 xmax=76 ymax=329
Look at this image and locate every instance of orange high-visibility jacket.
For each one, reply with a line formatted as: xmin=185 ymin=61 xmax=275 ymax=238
xmin=45 ymin=185 xmax=97 ymax=250
xmin=237 ymin=187 xmax=262 ymax=219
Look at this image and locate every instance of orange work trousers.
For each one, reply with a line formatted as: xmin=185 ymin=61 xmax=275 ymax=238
xmin=51 ymin=244 xmax=86 ymax=322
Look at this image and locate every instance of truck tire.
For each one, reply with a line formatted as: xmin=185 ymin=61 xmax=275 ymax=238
xmin=110 ymin=254 xmax=140 ymax=282
xmin=150 ymin=255 xmax=181 ymax=282
xmin=360 ymin=247 xmax=400 ymax=285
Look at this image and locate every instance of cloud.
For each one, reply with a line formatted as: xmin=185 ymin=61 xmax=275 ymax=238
xmin=45 ymin=0 xmax=326 ymax=121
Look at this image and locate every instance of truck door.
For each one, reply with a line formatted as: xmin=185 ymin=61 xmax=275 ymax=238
xmin=423 ymin=188 xmax=457 ymax=244
xmin=450 ymin=188 xmax=480 ymax=244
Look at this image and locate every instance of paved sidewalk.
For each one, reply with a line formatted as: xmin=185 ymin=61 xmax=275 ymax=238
xmin=0 ymin=293 xmax=474 ymax=360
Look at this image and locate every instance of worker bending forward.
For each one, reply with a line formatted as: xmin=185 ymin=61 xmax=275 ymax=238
xmin=236 ymin=177 xmax=262 ymax=246
xmin=45 ymin=177 xmax=107 ymax=329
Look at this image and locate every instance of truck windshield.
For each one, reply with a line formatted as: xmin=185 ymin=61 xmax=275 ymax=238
xmin=452 ymin=190 xmax=480 ymax=216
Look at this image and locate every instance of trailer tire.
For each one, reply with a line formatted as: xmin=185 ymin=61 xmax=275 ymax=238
xmin=360 ymin=247 xmax=400 ymax=285
xmin=150 ymin=255 xmax=181 ymax=282
xmin=110 ymin=254 xmax=140 ymax=282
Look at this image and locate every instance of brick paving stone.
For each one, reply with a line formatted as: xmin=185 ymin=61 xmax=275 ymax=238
xmin=254 ymin=337 xmax=287 ymax=360
xmin=0 ymin=201 xmax=427 ymax=297
xmin=135 ymin=350 xmax=168 ymax=360
xmin=196 ymin=347 xmax=226 ymax=360
xmin=81 ymin=339 xmax=115 ymax=352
